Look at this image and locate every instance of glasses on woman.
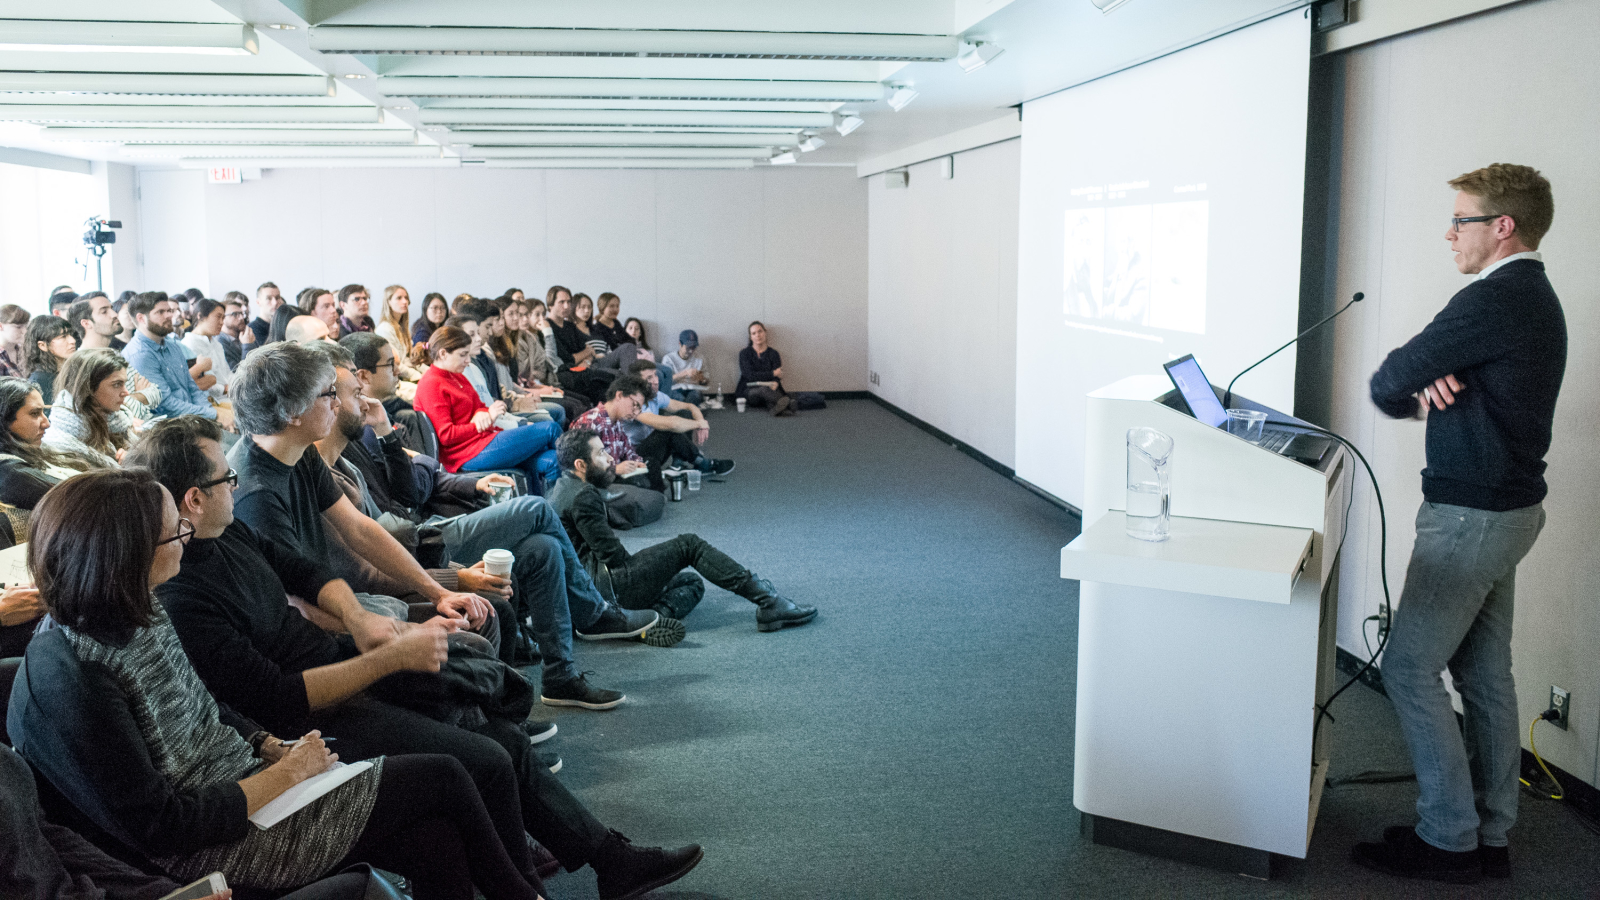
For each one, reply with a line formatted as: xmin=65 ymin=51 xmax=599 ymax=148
xmin=157 ymin=518 xmax=196 ymax=547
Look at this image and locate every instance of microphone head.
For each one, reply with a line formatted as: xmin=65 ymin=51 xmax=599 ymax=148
xmin=1353 ymin=291 xmax=1365 ymax=301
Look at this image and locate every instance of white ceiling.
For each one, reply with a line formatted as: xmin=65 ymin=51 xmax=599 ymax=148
xmin=0 ymin=0 xmax=1309 ymax=171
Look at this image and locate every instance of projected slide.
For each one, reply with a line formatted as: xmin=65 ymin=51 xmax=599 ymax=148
xmin=1065 ymin=193 xmax=1208 ymax=333
xmin=1015 ymin=9 xmax=1310 ymax=508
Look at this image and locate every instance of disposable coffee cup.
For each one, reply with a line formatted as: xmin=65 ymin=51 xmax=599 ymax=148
xmin=482 ymin=549 xmax=515 ymax=577
xmin=687 ymin=469 xmax=702 ymax=491
xmin=736 ymin=398 xmax=747 ymax=413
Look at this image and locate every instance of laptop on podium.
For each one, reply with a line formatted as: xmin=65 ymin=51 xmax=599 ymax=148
xmin=1162 ymin=354 xmax=1332 ymax=466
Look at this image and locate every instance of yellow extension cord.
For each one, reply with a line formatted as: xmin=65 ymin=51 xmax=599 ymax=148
xmin=1519 ymin=714 xmax=1564 ymax=801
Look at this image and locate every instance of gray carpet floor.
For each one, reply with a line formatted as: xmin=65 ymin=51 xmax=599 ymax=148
xmin=532 ymin=400 xmax=1600 ymax=899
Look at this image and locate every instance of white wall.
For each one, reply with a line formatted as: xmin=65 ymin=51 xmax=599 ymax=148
xmin=866 ymin=139 xmax=1020 ymax=467
xmin=139 ymin=166 xmax=868 ymax=393
xmin=1325 ymin=0 xmax=1600 ymax=786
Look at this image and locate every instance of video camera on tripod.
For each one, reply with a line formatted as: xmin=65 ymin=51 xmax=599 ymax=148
xmin=81 ymin=217 xmax=121 ymax=290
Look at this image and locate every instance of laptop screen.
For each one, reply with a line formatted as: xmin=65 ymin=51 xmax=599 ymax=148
xmin=1163 ymin=354 xmax=1229 ymax=428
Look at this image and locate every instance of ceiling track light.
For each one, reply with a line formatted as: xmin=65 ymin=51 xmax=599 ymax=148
xmin=955 ymin=39 xmax=1005 ymax=73
xmin=308 ymin=26 xmax=958 ymax=61
xmin=797 ymin=136 xmax=825 ymax=152
xmin=886 ymin=85 xmax=919 ymax=112
xmin=340 ymin=73 xmax=369 ymax=79
xmin=264 ymin=24 xmax=298 ymax=30
xmin=834 ymin=111 xmax=864 ymax=136
xmin=770 ymin=151 xmax=797 ymax=165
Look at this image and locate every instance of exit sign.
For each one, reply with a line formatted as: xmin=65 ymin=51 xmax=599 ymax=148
xmin=207 ymin=167 xmax=242 ymax=184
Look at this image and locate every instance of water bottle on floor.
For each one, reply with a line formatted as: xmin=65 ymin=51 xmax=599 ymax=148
xmin=1126 ymin=427 xmax=1173 ymax=542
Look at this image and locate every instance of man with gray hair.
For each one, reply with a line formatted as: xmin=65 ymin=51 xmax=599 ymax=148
xmin=227 ymin=342 xmax=494 ymax=636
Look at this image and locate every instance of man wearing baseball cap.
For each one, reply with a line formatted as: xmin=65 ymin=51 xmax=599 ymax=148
xmin=659 ymin=328 xmax=711 ymax=404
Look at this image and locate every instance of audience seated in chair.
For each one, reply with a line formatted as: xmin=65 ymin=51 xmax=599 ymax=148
xmin=414 ymin=326 xmax=562 ymax=492
xmin=0 ymin=377 xmax=91 ymax=510
xmin=5 ymin=469 xmax=552 ymax=900
xmin=122 ymin=292 xmax=236 ymax=433
xmin=590 ymin=293 xmax=630 ymax=350
xmin=550 ymin=428 xmax=817 ymax=634
xmin=0 ymin=304 xmax=31 ymax=378
xmin=336 ymin=284 xmax=374 ymax=338
xmin=286 ymin=314 xmax=334 ymax=345
xmin=623 ymin=360 xmax=733 ymax=482
xmin=22 ymin=315 xmax=78 ymax=405
xmin=120 ymin=417 xmax=702 ymax=898
xmin=69 ymin=293 xmax=123 ymax=354
xmin=542 ymin=286 xmax=635 ymax=403
xmin=43 ymin=349 xmax=136 ymax=469
xmin=224 ymin=342 xmax=499 ymax=647
xmin=737 ymin=320 xmax=794 ymax=416
xmin=337 ymin=334 xmax=665 ymax=682
xmin=623 ymin=316 xmax=652 ymax=362
xmin=180 ymin=298 xmax=235 ymax=401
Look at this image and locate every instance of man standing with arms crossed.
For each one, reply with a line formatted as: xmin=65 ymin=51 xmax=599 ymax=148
xmin=1354 ymin=164 xmax=1564 ymax=884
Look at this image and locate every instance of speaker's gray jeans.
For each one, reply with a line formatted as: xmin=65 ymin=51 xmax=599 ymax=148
xmin=1381 ymin=500 xmax=1544 ymax=852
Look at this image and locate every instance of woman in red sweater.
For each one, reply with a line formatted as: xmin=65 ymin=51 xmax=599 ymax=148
xmin=414 ymin=326 xmax=562 ymax=491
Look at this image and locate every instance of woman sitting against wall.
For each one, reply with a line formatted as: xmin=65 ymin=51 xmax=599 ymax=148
xmin=23 ymin=316 xmax=78 ymax=404
xmin=737 ymin=321 xmax=794 ymax=416
xmin=7 ymin=469 xmax=549 ymax=900
xmin=43 ymin=349 xmax=135 ymax=468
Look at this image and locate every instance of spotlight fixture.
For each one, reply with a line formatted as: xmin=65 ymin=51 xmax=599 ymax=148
xmin=339 ymin=73 xmax=367 ymax=79
xmin=834 ymin=112 xmax=864 ymax=136
xmin=770 ymin=151 xmax=797 ymax=165
xmin=955 ymin=40 xmax=1004 ymax=73
xmin=264 ymin=23 xmax=298 ymax=30
xmin=886 ymin=85 xmax=919 ymax=112
xmin=797 ymin=135 xmax=825 ymax=152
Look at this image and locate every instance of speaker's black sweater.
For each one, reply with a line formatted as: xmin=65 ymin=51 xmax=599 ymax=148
xmin=1369 ymin=258 xmax=1566 ymax=511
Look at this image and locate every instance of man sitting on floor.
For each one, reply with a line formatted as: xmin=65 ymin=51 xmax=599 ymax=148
xmin=549 ymin=427 xmax=817 ymax=632
xmin=623 ymin=360 xmax=734 ymax=481
xmin=331 ymin=334 xmax=671 ymax=697
xmin=658 ymin=329 xmax=711 ymax=404
xmin=571 ymin=374 xmax=656 ymax=488
xmin=127 ymin=416 xmax=704 ymax=899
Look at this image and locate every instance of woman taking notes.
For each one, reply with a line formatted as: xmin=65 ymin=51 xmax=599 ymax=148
xmin=8 ymin=469 xmax=548 ymax=900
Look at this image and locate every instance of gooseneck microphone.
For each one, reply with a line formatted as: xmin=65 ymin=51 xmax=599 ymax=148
xmin=1222 ymin=292 xmax=1364 ymax=409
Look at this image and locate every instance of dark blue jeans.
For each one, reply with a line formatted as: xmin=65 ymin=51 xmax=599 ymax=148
xmin=440 ymin=496 xmax=609 ymax=685
xmin=461 ymin=420 xmax=561 ymax=490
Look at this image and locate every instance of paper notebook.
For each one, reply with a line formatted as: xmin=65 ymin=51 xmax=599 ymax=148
xmin=249 ymin=760 xmax=372 ymax=830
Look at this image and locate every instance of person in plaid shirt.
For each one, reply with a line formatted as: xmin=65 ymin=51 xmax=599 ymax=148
xmin=572 ymin=374 xmax=653 ymax=482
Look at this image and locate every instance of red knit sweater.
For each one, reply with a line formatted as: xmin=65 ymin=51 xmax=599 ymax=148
xmin=413 ymin=366 xmax=497 ymax=472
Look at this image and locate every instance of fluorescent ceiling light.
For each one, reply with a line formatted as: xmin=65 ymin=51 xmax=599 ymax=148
xmin=770 ymin=152 xmax=797 ymax=165
xmin=379 ymin=77 xmax=883 ymax=103
xmin=312 ymin=26 xmax=956 ymax=61
xmin=1091 ymin=0 xmax=1135 ymax=11
xmin=178 ymin=158 xmax=461 ymax=169
xmin=797 ymin=136 xmax=825 ymax=152
xmin=955 ymin=40 xmax=1005 ymax=73
xmin=886 ymin=85 xmax=919 ymax=111
xmin=0 ymin=73 xmax=336 ymax=96
xmin=476 ymin=159 xmax=758 ymax=169
xmin=834 ymin=112 xmax=864 ymax=135
xmin=40 ymin=127 xmax=416 ymax=144
xmin=417 ymin=108 xmax=832 ymax=129
xmin=0 ymin=105 xmax=383 ymax=123
xmin=0 ymin=21 xmax=257 ymax=55
xmin=447 ymin=131 xmax=795 ymax=147
xmin=461 ymin=146 xmax=770 ymax=159
xmin=417 ymin=98 xmax=845 ymax=113
xmin=121 ymin=144 xmax=441 ymax=158
xmin=442 ymin=124 xmax=801 ymax=135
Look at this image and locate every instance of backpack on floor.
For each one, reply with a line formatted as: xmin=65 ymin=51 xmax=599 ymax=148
xmin=792 ymin=391 xmax=827 ymax=410
xmin=606 ymin=483 xmax=664 ymax=530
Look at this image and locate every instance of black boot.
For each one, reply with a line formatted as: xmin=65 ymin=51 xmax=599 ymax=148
xmin=738 ymin=573 xmax=817 ymax=632
xmin=590 ymin=829 xmax=704 ymax=900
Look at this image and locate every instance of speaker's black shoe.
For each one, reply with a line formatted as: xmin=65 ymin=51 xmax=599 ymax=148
xmin=1354 ymin=826 xmax=1478 ymax=884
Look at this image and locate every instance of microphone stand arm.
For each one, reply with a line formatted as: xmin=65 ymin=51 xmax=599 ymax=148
xmin=1223 ymin=294 xmax=1361 ymax=409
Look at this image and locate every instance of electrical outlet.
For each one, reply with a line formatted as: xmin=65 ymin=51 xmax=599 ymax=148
xmin=1376 ymin=606 xmax=1390 ymax=639
xmin=1549 ymin=686 xmax=1570 ymax=731
xmin=869 ymin=370 xmax=880 ymax=385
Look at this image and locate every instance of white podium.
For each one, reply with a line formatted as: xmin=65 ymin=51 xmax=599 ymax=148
xmin=1062 ymin=375 xmax=1350 ymax=877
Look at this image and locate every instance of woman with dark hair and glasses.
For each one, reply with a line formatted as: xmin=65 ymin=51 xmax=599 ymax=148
xmin=0 ymin=377 xmax=91 ymax=509
xmin=412 ymin=292 xmax=450 ymax=347
xmin=22 ymin=315 xmax=78 ymax=403
xmin=7 ymin=468 xmax=550 ymax=900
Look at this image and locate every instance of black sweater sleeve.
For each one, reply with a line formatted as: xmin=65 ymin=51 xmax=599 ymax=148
xmin=11 ymin=632 xmax=251 ymax=858
xmin=571 ymin=487 xmax=632 ymax=569
xmin=1369 ymin=281 xmax=1514 ymax=418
